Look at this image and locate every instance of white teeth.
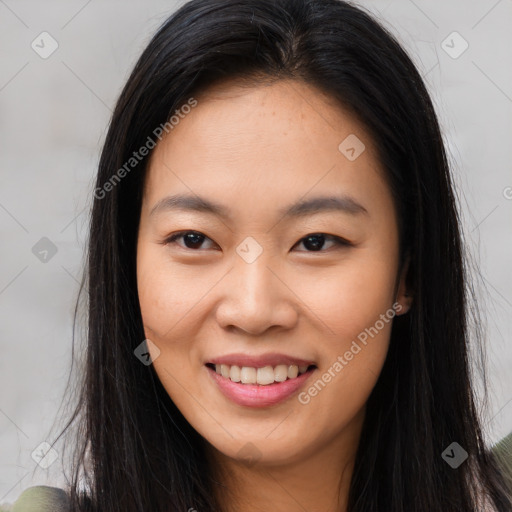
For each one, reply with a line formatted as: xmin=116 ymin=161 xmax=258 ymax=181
xmin=240 ymin=366 xmax=256 ymax=384
xmin=274 ymin=364 xmax=288 ymax=382
xmin=221 ymin=364 xmax=230 ymax=378
xmin=256 ymin=366 xmax=275 ymax=385
xmin=212 ymin=363 xmax=312 ymax=385
xmin=229 ymin=365 xmax=241 ymax=382
xmin=287 ymin=365 xmax=298 ymax=379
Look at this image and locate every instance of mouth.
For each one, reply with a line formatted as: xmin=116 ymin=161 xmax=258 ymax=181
xmin=205 ymin=362 xmax=318 ymax=408
xmin=205 ymin=362 xmax=317 ymax=385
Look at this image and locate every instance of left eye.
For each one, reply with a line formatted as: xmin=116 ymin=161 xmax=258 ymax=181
xmin=293 ymin=233 xmax=350 ymax=252
xmin=162 ymin=231 xmax=350 ymax=252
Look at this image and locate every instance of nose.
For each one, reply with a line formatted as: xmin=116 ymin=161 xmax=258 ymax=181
xmin=215 ymin=250 xmax=298 ymax=336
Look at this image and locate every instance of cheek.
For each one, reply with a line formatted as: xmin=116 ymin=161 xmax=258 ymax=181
xmin=303 ymin=255 xmax=397 ymax=340
xmin=300 ymin=253 xmax=397 ymax=409
xmin=295 ymin=267 xmax=395 ymax=433
xmin=138 ymin=275 xmax=188 ymax=338
xmin=136 ymin=249 xmax=206 ymax=403
xmin=137 ymin=243 xmax=207 ymax=338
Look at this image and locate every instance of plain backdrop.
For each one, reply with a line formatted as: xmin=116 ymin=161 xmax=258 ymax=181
xmin=1 ymin=0 xmax=511 ymax=504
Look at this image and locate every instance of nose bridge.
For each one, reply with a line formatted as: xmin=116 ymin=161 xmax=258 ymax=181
xmin=215 ymin=237 xmax=297 ymax=333
xmin=233 ymin=242 xmax=278 ymax=306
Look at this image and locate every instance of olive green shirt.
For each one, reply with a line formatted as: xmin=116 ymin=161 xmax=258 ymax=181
xmin=8 ymin=485 xmax=69 ymax=511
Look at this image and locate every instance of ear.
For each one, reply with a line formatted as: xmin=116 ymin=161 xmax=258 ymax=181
xmin=394 ymin=253 xmax=413 ymax=315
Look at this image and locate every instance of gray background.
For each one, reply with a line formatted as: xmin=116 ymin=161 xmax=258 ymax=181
xmin=1 ymin=0 xmax=511 ymax=504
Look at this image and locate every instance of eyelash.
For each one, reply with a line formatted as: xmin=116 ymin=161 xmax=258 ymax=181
xmin=161 ymin=230 xmax=351 ymax=253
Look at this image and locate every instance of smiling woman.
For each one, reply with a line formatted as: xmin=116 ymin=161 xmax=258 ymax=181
xmin=13 ymin=0 xmax=512 ymax=511
xmin=136 ymin=81 xmax=406 ymax=470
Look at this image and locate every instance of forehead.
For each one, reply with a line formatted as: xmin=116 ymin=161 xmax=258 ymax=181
xmin=143 ymin=79 xmax=391 ymax=225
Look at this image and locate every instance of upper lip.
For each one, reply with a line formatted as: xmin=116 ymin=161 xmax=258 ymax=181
xmin=206 ymin=353 xmax=316 ymax=368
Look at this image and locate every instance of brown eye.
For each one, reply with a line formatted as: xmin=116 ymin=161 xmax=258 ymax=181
xmin=164 ymin=231 xmax=217 ymax=250
xmin=295 ymin=233 xmax=350 ymax=252
xmin=162 ymin=231 xmax=350 ymax=253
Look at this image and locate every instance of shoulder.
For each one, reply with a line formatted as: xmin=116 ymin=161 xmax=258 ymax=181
xmin=11 ymin=485 xmax=69 ymax=512
xmin=491 ymin=430 xmax=512 ymax=481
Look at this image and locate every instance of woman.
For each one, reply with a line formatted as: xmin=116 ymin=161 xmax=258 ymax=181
xmin=12 ymin=0 xmax=512 ymax=510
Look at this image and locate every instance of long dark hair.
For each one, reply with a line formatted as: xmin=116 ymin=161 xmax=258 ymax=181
xmin=54 ymin=0 xmax=512 ymax=510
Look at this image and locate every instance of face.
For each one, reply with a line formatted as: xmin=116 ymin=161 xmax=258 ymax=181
xmin=136 ymin=78 xmax=411 ymax=467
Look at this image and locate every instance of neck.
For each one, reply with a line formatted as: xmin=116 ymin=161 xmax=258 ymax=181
xmin=206 ymin=408 xmax=365 ymax=512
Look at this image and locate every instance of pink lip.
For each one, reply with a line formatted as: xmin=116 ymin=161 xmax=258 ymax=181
xmin=205 ymin=365 xmax=316 ymax=408
xmin=206 ymin=352 xmax=316 ymax=368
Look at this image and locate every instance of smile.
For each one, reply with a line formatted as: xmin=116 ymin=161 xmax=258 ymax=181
xmin=206 ymin=363 xmax=315 ymax=385
xmin=205 ymin=363 xmax=317 ymax=408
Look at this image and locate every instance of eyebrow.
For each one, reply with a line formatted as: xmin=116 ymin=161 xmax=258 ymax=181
xmin=149 ymin=193 xmax=369 ymax=220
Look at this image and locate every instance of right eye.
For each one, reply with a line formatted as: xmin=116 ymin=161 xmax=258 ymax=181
xmin=162 ymin=230 xmax=218 ymax=251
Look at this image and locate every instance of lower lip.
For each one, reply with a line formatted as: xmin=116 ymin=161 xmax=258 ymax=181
xmin=205 ymin=365 xmax=316 ymax=408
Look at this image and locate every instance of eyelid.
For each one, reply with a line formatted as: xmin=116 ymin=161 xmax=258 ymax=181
xmin=161 ymin=230 xmax=352 ymax=252
xmin=161 ymin=230 xmax=218 ymax=249
xmin=294 ymin=233 xmax=352 ymax=251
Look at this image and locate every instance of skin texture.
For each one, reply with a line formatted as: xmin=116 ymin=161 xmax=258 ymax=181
xmin=136 ymin=78 xmax=412 ymax=512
